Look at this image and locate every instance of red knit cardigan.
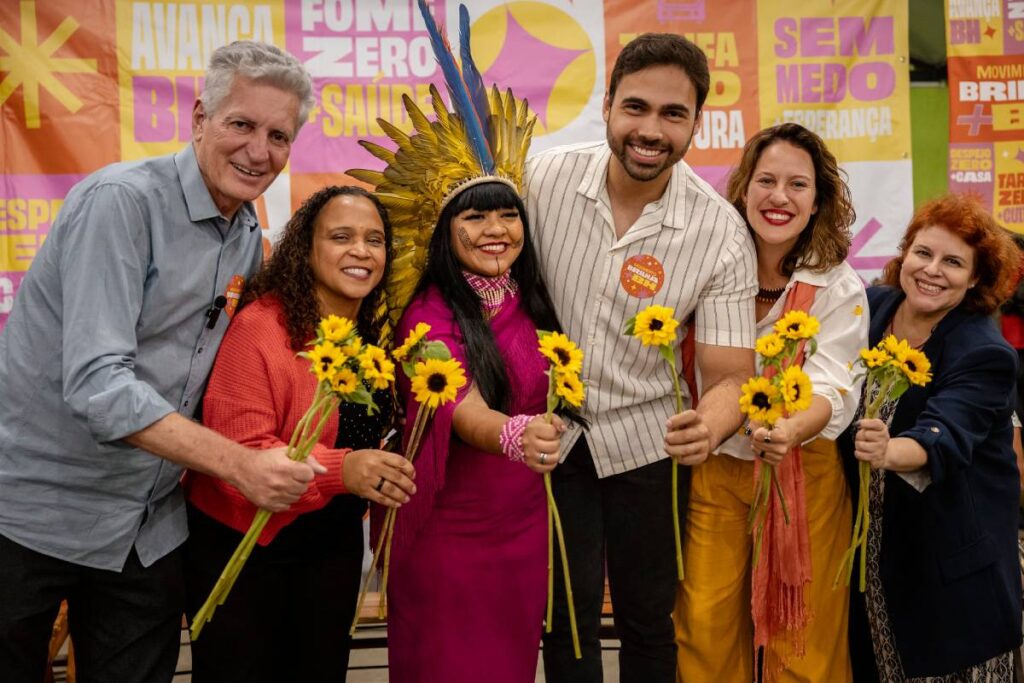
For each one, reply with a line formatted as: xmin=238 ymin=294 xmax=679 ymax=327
xmin=183 ymin=295 xmax=349 ymax=545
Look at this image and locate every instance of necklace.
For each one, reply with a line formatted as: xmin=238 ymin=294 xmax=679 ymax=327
xmin=755 ymin=285 xmax=787 ymax=304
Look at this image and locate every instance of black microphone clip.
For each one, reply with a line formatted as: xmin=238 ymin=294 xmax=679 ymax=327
xmin=206 ymin=295 xmax=228 ymax=329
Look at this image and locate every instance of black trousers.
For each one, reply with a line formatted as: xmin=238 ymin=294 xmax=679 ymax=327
xmin=183 ymin=502 xmax=364 ymax=683
xmin=542 ymin=438 xmax=688 ymax=683
xmin=0 ymin=532 xmax=184 ymax=683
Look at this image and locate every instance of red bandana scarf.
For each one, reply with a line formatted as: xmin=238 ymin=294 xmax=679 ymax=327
xmin=751 ymin=282 xmax=817 ymax=681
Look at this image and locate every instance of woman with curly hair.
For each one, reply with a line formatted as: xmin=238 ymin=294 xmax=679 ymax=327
xmin=675 ymin=123 xmax=868 ymax=682
xmin=840 ymin=194 xmax=1022 ymax=681
xmin=182 ymin=186 xmax=417 ymax=683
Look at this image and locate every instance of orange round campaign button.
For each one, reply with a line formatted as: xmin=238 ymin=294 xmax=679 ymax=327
xmin=620 ymin=254 xmax=664 ymax=298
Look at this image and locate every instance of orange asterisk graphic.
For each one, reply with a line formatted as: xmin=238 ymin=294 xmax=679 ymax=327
xmin=0 ymin=1 xmax=97 ymax=128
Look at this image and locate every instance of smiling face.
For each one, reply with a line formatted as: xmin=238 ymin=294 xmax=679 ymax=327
xmin=449 ymin=205 xmax=525 ymax=278
xmin=744 ymin=141 xmax=818 ymax=254
xmin=603 ymin=64 xmax=698 ymax=183
xmin=899 ymin=224 xmax=977 ymax=320
xmin=309 ymin=195 xmax=388 ymax=319
xmin=192 ymin=76 xmax=300 ymax=219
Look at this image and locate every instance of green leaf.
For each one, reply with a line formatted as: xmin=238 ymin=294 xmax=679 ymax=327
xmin=658 ymin=343 xmax=677 ymax=367
xmin=623 ymin=317 xmax=636 ymax=336
xmin=402 ymin=360 xmax=416 ymax=378
xmin=419 ymin=340 xmax=452 ymax=361
xmin=537 ymin=329 xmax=551 ymax=340
xmin=807 ymin=338 xmax=818 ymax=358
xmin=342 ymin=385 xmax=377 ymax=415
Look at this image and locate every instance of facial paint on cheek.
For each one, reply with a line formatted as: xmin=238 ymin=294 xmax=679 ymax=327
xmin=457 ymin=226 xmax=474 ymax=250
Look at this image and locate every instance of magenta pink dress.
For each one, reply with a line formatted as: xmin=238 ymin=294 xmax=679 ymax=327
xmin=376 ymin=284 xmax=549 ymax=682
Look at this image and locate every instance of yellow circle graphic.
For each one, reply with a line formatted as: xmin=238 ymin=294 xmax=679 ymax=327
xmin=470 ymin=2 xmax=595 ymax=136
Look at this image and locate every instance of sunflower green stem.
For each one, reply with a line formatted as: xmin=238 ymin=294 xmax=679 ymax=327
xmin=666 ymin=349 xmax=685 ymax=582
xmin=377 ymin=404 xmax=432 ymax=618
xmin=834 ymin=374 xmax=890 ymax=591
xmin=190 ymin=386 xmax=338 ymax=640
xmin=543 ymin=371 xmax=581 ymax=659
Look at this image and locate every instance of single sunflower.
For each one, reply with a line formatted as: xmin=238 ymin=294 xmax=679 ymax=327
xmin=893 ymin=346 xmax=932 ymax=387
xmin=554 ymin=371 xmax=585 ymax=408
xmin=330 ymin=367 xmax=360 ymax=395
xmin=739 ymin=376 xmax=781 ymax=425
xmin=411 ymin=358 xmax=467 ymax=409
xmin=631 ymin=305 xmax=680 ymax=347
xmin=319 ymin=315 xmax=355 ymax=344
xmin=859 ymin=347 xmax=891 ymax=369
xmin=394 ymin=322 xmax=432 ymax=362
xmin=774 ymin=310 xmax=820 ymax=341
xmin=755 ymin=333 xmax=786 ymax=359
xmin=539 ymin=332 xmax=584 ymax=375
xmin=310 ymin=342 xmax=345 ymax=383
xmin=780 ymin=365 xmax=813 ymax=413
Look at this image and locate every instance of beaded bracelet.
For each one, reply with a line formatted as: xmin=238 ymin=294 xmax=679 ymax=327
xmin=499 ymin=414 xmax=534 ymax=463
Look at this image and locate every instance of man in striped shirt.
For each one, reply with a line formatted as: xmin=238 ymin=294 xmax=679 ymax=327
xmin=525 ymin=34 xmax=757 ymax=682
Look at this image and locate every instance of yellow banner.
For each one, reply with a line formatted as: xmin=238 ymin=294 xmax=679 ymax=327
xmin=757 ymin=0 xmax=910 ymax=160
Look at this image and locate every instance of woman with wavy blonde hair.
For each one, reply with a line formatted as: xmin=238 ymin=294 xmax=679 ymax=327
xmin=675 ymin=123 xmax=867 ymax=682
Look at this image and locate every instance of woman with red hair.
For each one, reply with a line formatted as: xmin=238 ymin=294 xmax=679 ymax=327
xmin=840 ymin=193 xmax=1023 ymax=681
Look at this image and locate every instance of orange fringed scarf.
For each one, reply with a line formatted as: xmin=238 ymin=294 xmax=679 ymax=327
xmin=751 ymin=282 xmax=818 ymax=681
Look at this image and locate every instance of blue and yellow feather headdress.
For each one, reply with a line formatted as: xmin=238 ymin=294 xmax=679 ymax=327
xmin=347 ymin=0 xmax=537 ymax=341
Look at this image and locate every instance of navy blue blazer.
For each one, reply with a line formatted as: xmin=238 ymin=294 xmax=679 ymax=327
xmin=839 ymin=286 xmax=1022 ymax=678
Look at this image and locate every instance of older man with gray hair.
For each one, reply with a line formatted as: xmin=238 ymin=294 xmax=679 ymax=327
xmin=0 ymin=41 xmax=315 ymax=682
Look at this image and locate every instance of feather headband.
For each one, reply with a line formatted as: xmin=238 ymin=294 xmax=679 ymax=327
xmin=347 ymin=0 xmax=537 ymax=340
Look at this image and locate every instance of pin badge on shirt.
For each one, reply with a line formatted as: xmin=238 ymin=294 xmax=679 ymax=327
xmin=619 ymin=254 xmax=665 ymax=299
xmin=223 ymin=275 xmax=245 ymax=319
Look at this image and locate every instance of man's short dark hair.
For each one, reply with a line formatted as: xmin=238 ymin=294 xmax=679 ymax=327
xmin=607 ymin=33 xmax=710 ymax=114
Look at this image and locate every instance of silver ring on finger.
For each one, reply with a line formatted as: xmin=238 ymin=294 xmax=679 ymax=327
xmin=539 ymin=453 xmax=548 ymax=465
xmin=374 ymin=476 xmax=386 ymax=492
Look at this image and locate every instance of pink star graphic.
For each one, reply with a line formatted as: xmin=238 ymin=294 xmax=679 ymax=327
xmin=848 ymin=218 xmax=894 ymax=278
xmin=481 ymin=9 xmax=587 ymax=128
xmin=1015 ymin=148 xmax=1024 ymax=164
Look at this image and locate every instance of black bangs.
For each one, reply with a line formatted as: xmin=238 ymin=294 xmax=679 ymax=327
xmin=445 ymin=181 xmax=523 ymax=215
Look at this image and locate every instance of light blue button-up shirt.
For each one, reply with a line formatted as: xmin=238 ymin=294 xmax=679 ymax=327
xmin=0 ymin=145 xmax=263 ymax=570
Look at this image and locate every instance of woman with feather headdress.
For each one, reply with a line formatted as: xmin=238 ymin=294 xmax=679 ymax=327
xmin=349 ymin=2 xmax=577 ymax=680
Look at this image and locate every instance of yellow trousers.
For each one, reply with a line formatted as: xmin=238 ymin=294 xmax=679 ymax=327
xmin=674 ymin=440 xmax=853 ymax=683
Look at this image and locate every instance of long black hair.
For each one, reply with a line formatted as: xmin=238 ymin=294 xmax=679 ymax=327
xmin=417 ymin=182 xmax=563 ymax=412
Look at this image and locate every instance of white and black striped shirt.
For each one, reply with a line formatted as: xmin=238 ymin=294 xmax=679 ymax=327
xmin=525 ymin=141 xmax=757 ymax=477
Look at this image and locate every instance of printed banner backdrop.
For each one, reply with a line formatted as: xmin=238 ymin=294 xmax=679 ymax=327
xmin=946 ymin=0 xmax=1024 ymax=233
xmin=1 ymin=0 xmax=910 ymax=329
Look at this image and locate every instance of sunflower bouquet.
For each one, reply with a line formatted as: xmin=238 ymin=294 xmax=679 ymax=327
xmin=350 ymin=323 xmax=467 ymax=634
xmin=537 ymin=331 xmax=585 ymax=660
xmin=740 ymin=310 xmax=819 ymax=567
xmin=835 ymin=335 xmax=932 ymax=591
xmin=191 ymin=315 xmax=394 ymax=640
xmin=624 ymin=304 xmax=686 ymax=581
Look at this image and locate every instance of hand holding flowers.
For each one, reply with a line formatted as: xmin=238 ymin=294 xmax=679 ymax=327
xmin=520 ymin=414 xmax=565 ymax=474
xmin=190 ymin=315 xmax=394 ymax=641
xmin=748 ymin=419 xmax=799 ymax=466
xmin=850 ymin=418 xmax=890 ymax=469
xmin=624 ymin=304 xmax=688 ymax=581
xmin=739 ymin=310 xmax=819 ymax=567
xmin=350 ymin=323 xmax=467 ymax=634
xmin=835 ymin=335 xmax=931 ymax=591
xmin=536 ymin=330 xmax=585 ymax=660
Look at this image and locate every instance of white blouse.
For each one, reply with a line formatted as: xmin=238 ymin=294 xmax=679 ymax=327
xmin=717 ymin=260 xmax=869 ymax=461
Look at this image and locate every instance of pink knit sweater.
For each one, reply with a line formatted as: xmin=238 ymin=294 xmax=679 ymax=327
xmin=183 ymin=295 xmax=350 ymax=545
